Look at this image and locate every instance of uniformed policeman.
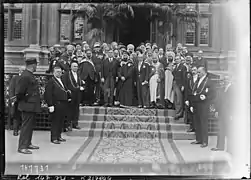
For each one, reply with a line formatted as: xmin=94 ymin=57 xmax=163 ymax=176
xmin=16 ymin=58 xmax=41 ymax=154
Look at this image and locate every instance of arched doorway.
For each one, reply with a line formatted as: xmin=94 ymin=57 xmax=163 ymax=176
xmin=118 ymin=7 xmax=150 ymax=47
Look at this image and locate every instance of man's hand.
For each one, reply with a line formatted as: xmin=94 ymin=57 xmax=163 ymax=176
xmin=48 ymin=106 xmax=54 ymax=113
xmin=68 ymin=99 xmax=72 ymax=102
xmin=116 ymin=77 xmax=118 ymax=82
xmin=101 ymin=78 xmax=105 ymax=83
xmin=190 ymin=107 xmax=194 ymax=113
xmin=80 ymin=86 xmax=84 ymax=91
xmin=142 ymin=81 xmax=148 ymax=86
xmin=157 ymin=78 xmax=161 ymax=83
xmin=82 ymin=80 xmax=85 ymax=84
xmin=185 ymin=100 xmax=189 ymax=106
xmin=200 ymin=94 xmax=206 ymax=100
xmin=121 ymin=76 xmax=125 ymax=81
xmin=181 ymin=86 xmax=184 ymax=92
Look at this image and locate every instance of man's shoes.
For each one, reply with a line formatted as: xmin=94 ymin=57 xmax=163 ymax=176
xmin=174 ymin=116 xmax=180 ymax=120
xmin=18 ymin=149 xmax=32 ymax=154
xmin=27 ymin=145 xmax=39 ymax=150
xmin=138 ymin=105 xmax=143 ymax=108
xmin=200 ymin=143 xmax=208 ymax=148
xmin=104 ymin=103 xmax=109 ymax=107
xmin=211 ymin=147 xmax=224 ymax=151
xmin=13 ymin=131 xmax=19 ymax=136
xmin=58 ymin=138 xmax=66 ymax=142
xmin=187 ymin=128 xmax=195 ymax=132
xmin=108 ymin=104 xmax=113 ymax=107
xmin=191 ymin=141 xmax=201 ymax=144
xmin=51 ymin=140 xmax=61 ymax=144
xmin=73 ymin=126 xmax=81 ymax=130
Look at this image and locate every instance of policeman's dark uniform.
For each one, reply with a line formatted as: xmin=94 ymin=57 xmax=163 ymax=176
xmin=16 ymin=58 xmax=41 ymax=154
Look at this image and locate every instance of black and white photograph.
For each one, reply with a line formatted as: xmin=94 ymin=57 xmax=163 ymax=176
xmin=2 ymin=1 xmax=250 ymax=178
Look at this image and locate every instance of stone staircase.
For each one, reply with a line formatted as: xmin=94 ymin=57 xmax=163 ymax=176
xmin=67 ymin=106 xmax=195 ymax=140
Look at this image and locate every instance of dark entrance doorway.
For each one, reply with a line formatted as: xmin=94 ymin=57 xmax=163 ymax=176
xmin=119 ymin=7 xmax=150 ymax=47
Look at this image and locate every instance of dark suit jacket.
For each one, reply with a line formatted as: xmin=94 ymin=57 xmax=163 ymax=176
xmin=185 ymin=73 xmax=198 ymax=106
xmin=79 ymin=59 xmax=96 ymax=81
xmin=172 ymin=63 xmax=187 ymax=87
xmin=16 ymin=70 xmax=41 ymax=113
xmin=62 ymin=71 xmax=83 ymax=104
xmin=159 ymin=56 xmax=168 ymax=69
xmin=101 ymin=58 xmax=119 ymax=79
xmin=9 ymin=75 xmax=20 ymax=98
xmin=44 ymin=76 xmax=70 ymax=107
xmin=93 ymin=52 xmax=105 ymax=73
xmin=215 ymin=83 xmax=234 ymax=118
xmin=191 ymin=74 xmax=215 ymax=105
xmin=135 ymin=61 xmax=150 ymax=83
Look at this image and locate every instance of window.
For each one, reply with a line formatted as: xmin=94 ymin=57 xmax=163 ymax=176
xmin=199 ymin=3 xmax=210 ymax=12
xmin=4 ymin=13 xmax=8 ymax=39
xmin=199 ymin=17 xmax=209 ymax=45
xmin=4 ymin=3 xmax=23 ymax=41
xmin=184 ymin=3 xmax=211 ymax=47
xmin=13 ymin=13 xmax=23 ymax=39
xmin=185 ymin=23 xmax=196 ymax=45
xmin=74 ymin=16 xmax=85 ymax=41
xmin=60 ymin=14 xmax=70 ymax=40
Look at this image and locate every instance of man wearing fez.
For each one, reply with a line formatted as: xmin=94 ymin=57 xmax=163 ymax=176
xmin=79 ymin=48 xmax=97 ymax=105
xmin=62 ymin=61 xmax=84 ymax=130
xmin=117 ymin=50 xmax=135 ymax=106
xmin=184 ymin=65 xmax=198 ymax=132
xmin=190 ymin=67 xmax=215 ymax=148
xmin=92 ymin=42 xmax=104 ymax=105
xmin=135 ymin=51 xmax=150 ymax=108
xmin=149 ymin=54 xmax=165 ymax=109
xmin=193 ymin=50 xmax=208 ymax=72
xmin=8 ymin=66 xmax=25 ymax=136
xmin=101 ymin=49 xmax=118 ymax=107
xmin=172 ymin=55 xmax=187 ymax=120
xmin=15 ymin=58 xmax=41 ymax=154
xmin=44 ymin=66 xmax=71 ymax=144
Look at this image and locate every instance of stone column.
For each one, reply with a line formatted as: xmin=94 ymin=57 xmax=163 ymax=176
xmin=40 ymin=3 xmax=50 ymax=65
xmin=23 ymin=4 xmax=42 ymax=64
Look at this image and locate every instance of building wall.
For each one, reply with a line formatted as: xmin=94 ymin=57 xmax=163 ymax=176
xmin=4 ymin=3 xmax=236 ymax=70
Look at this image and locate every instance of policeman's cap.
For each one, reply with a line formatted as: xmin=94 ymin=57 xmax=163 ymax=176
xmin=25 ymin=58 xmax=37 ymax=65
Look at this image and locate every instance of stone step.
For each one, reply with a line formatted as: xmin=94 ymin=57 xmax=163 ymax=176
xmin=66 ymin=128 xmax=195 ymax=140
xmin=78 ymin=121 xmax=190 ymax=131
xmin=79 ymin=114 xmax=175 ymax=123
xmin=79 ymin=106 xmax=176 ymax=117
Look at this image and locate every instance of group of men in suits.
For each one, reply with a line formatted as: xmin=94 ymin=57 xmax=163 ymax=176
xmin=12 ymin=40 xmax=232 ymax=154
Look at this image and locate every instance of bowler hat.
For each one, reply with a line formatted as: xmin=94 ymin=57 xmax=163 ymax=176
xmin=25 ymin=58 xmax=37 ymax=65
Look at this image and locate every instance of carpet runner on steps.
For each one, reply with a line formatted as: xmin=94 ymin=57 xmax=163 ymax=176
xmin=67 ymin=106 xmax=195 ymax=140
xmin=64 ymin=106 xmax=231 ymax=175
